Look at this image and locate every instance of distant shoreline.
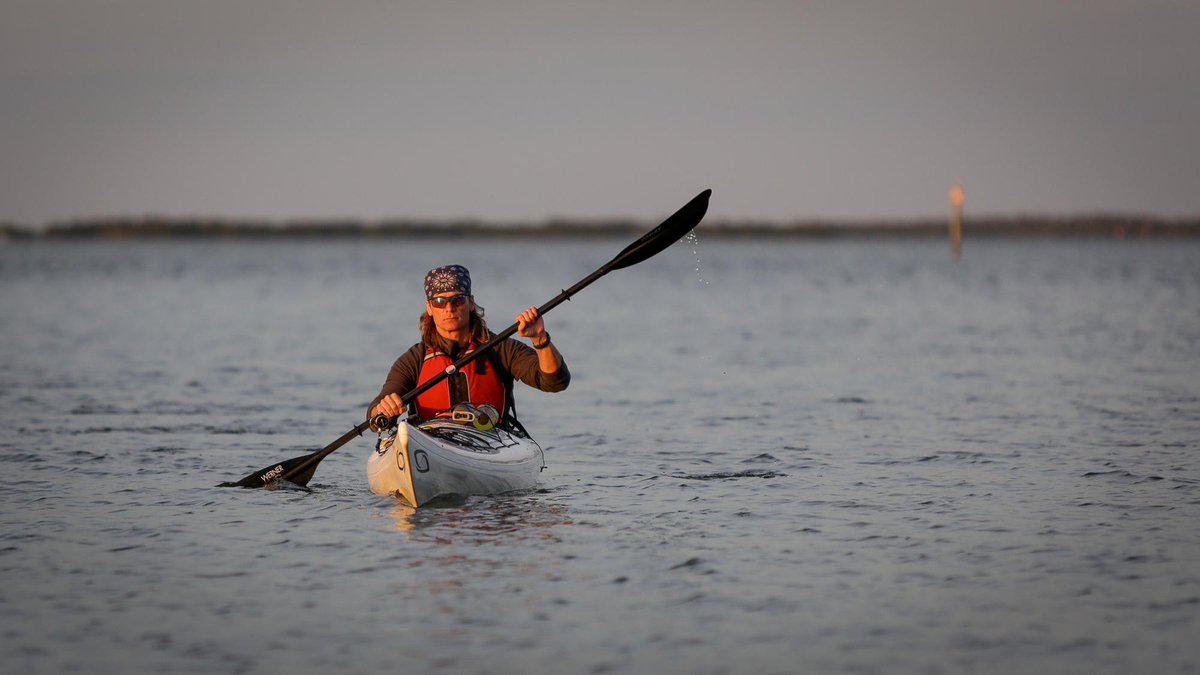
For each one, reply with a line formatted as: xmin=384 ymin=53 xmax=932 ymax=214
xmin=2 ymin=215 xmax=1199 ymax=240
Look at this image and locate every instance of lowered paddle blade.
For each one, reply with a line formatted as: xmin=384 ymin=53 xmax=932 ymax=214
xmin=219 ymin=451 xmax=320 ymax=488
xmin=609 ymin=189 xmax=710 ymax=271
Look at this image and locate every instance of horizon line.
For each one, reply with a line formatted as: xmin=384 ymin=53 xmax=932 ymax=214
xmin=4 ymin=213 xmax=1200 ymax=241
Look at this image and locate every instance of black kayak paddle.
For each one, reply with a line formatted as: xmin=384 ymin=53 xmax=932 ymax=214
xmin=220 ymin=188 xmax=711 ymax=489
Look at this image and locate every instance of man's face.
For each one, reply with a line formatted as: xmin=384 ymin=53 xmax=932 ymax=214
xmin=427 ymin=292 xmax=474 ymax=335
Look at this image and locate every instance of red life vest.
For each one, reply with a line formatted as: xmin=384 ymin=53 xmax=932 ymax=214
xmin=414 ymin=344 xmax=507 ymax=421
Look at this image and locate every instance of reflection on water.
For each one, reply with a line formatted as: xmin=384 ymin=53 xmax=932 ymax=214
xmin=378 ymin=491 xmax=575 ymax=543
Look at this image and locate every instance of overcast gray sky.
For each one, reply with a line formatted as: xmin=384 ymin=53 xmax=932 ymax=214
xmin=2 ymin=0 xmax=1198 ymax=225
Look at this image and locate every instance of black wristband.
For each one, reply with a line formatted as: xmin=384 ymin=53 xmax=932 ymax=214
xmin=532 ymin=332 xmax=551 ymax=349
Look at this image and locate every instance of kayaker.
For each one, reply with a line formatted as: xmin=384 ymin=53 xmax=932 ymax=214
xmin=367 ymin=264 xmax=569 ymax=423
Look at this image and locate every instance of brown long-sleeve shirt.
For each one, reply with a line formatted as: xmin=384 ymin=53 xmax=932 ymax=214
xmin=367 ymin=334 xmax=569 ymax=420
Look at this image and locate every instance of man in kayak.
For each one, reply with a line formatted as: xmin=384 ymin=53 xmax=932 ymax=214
xmin=368 ymin=264 xmax=569 ymax=424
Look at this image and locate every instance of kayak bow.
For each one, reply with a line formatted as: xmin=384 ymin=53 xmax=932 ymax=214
xmin=367 ymin=418 xmax=544 ymax=507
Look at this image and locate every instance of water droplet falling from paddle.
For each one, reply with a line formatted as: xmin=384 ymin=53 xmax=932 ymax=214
xmin=683 ymin=230 xmax=710 ymax=286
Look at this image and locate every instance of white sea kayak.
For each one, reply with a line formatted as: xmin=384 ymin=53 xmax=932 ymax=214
xmin=367 ymin=417 xmax=545 ymax=507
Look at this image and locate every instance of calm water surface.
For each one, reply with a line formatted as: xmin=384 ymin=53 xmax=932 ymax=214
xmin=2 ymin=236 xmax=1198 ymax=674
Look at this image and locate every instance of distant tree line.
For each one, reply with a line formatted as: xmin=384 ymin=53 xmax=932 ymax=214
xmin=2 ymin=215 xmax=1198 ymax=240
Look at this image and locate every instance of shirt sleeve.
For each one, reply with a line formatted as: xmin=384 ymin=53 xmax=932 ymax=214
xmin=496 ymin=337 xmax=571 ymax=393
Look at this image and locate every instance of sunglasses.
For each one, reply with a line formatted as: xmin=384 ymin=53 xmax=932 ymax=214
xmin=428 ymin=294 xmax=470 ymax=308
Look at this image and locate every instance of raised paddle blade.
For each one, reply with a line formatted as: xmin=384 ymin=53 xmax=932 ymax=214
xmin=608 ymin=189 xmax=710 ymax=271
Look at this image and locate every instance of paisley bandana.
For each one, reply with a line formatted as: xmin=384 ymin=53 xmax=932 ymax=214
xmin=424 ymin=264 xmax=472 ymax=299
